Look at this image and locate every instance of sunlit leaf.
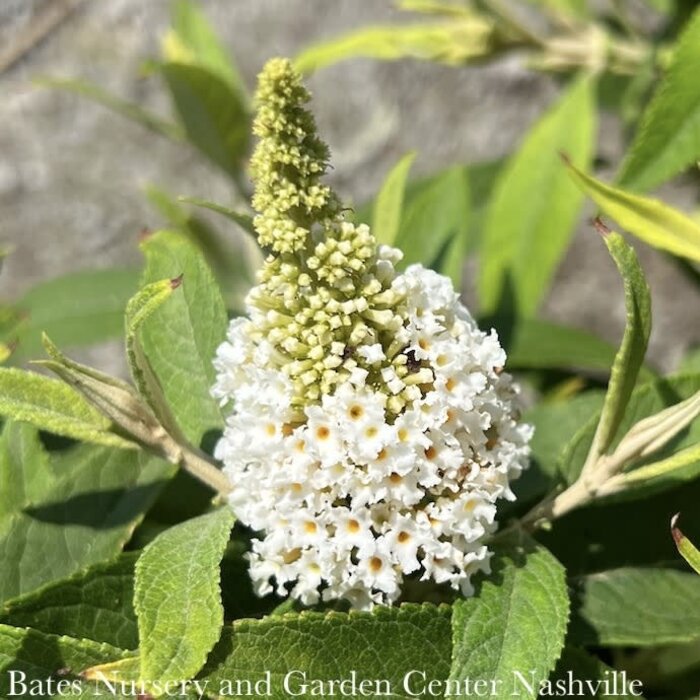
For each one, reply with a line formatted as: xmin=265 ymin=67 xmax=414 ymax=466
xmin=672 ymin=514 xmax=700 ymax=575
xmin=295 ymin=19 xmax=496 ymax=73
xmin=134 ymin=508 xmax=234 ymax=683
xmin=479 ymin=75 xmax=596 ymax=316
xmin=618 ymin=7 xmax=700 ymax=191
xmin=372 ymin=152 xmax=416 ymax=246
xmin=566 ymin=161 xmax=700 ymax=263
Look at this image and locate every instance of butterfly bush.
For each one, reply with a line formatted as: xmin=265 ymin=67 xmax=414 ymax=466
xmin=212 ymin=58 xmax=532 ymax=609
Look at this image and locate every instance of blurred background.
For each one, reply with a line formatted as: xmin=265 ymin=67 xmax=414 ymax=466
xmin=1 ymin=0 xmax=698 ymax=375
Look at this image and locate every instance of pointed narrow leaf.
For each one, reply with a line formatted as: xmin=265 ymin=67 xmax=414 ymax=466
xmin=567 ymin=163 xmax=700 ymax=263
xmin=672 ymin=514 xmax=700 ymax=575
xmin=397 ymin=165 xmax=469 ymax=270
xmin=164 ymin=0 xmax=248 ymax=101
xmin=479 ymin=75 xmax=596 ymax=316
xmin=618 ymin=7 xmax=700 ymax=191
xmin=139 ymin=230 xmax=228 ymax=445
xmin=177 ymin=196 xmax=255 ymax=237
xmin=294 ymin=20 xmax=496 ymax=73
xmin=37 ymin=77 xmax=183 ymax=141
xmin=610 ymin=389 xmax=700 ymax=464
xmin=159 ymin=63 xmax=250 ymax=177
xmin=602 ymin=442 xmax=700 ymax=497
xmin=125 ymin=277 xmax=183 ymax=435
xmin=135 ymin=508 xmax=234 ymax=683
xmin=449 ymin=534 xmax=569 ymax=700
xmin=372 ymin=152 xmax=416 ymax=246
xmin=586 ymin=232 xmax=651 ymax=462
xmin=561 ymin=373 xmax=700 ymax=487
xmin=0 ymin=368 xmax=132 ymax=448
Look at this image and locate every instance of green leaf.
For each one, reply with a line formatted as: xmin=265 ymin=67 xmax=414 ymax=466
xmin=605 ymin=442 xmax=700 ymax=497
xmin=159 ymin=62 xmax=250 ymax=178
xmin=672 ymin=514 xmax=700 ymax=575
xmin=571 ymin=568 xmax=700 ymax=646
xmin=585 ymin=232 xmax=652 ymax=462
xmin=502 ymin=318 xmax=653 ymax=378
xmin=479 ymin=75 xmax=596 ymax=316
xmin=552 ymin=647 xmax=644 ymax=699
xmin=0 ymin=625 xmax=130 ymax=698
xmin=37 ymin=77 xmax=183 ymax=142
xmin=294 ymin=19 xmax=496 ymax=73
xmin=125 ymin=277 xmax=181 ymax=431
xmin=163 ymin=0 xmax=248 ymax=101
xmin=0 ymin=553 xmax=139 ymax=649
xmin=396 ymin=165 xmax=470 ymax=271
xmin=618 ymin=7 xmax=700 ymax=191
xmin=519 ymin=390 xmax=605 ymax=502
xmin=6 ymin=268 xmax=139 ymax=364
xmin=0 ymin=422 xmax=173 ymax=603
xmin=139 ymin=230 xmax=228 ymax=446
xmin=134 ymin=508 xmax=234 ymax=683
xmin=176 ymin=195 xmax=256 ymax=237
xmin=538 ymin=474 xmax=700 ymax=575
xmin=0 ymin=368 xmax=133 ymax=449
xmin=372 ymin=152 xmax=416 ymax=246
xmin=566 ymin=162 xmax=700 ymax=263
xmin=560 ymin=373 xmax=700 ymax=489
xmin=199 ymin=604 xmax=452 ymax=697
xmin=449 ymin=533 xmax=569 ymax=700
xmin=146 ymin=187 xmax=258 ymax=314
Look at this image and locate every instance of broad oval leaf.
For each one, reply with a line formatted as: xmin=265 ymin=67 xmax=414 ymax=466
xmin=552 ymin=647 xmax=643 ymax=699
xmin=618 ymin=7 xmax=700 ymax=192
xmin=134 ymin=507 xmax=234 ymax=683
xmin=139 ymin=230 xmax=228 ymax=446
xmin=0 ymin=553 xmax=139 ymax=650
xmin=0 ymin=624 xmax=131 ymax=699
xmin=199 ymin=604 xmax=452 ymax=698
xmin=449 ymin=534 xmax=570 ymax=700
xmin=567 ymin=163 xmax=700 ymax=263
xmin=0 ymin=422 xmax=173 ymax=603
xmin=479 ymin=75 xmax=596 ymax=317
xmin=571 ymin=567 xmax=700 ymax=646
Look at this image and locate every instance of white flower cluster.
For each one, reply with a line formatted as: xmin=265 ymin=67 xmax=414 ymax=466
xmin=212 ymin=250 xmax=532 ymax=609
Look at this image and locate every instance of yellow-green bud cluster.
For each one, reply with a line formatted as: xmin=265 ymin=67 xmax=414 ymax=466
xmin=250 ymin=58 xmax=339 ymax=254
xmin=246 ymin=58 xmax=411 ymax=412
